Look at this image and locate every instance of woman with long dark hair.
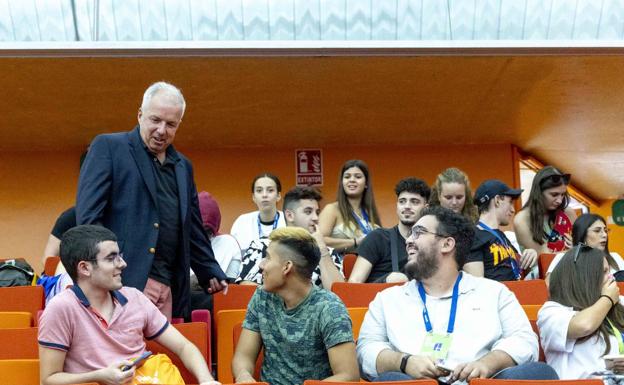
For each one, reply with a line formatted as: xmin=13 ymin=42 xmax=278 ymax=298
xmin=319 ymin=159 xmax=381 ymax=254
xmin=538 ymin=246 xmax=624 ymax=379
xmin=514 ymin=166 xmax=577 ymax=253
xmin=545 ymin=213 xmax=624 ymax=283
xmin=428 ymin=167 xmax=478 ymax=223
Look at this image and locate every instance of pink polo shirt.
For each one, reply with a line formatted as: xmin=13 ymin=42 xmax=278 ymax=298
xmin=38 ymin=285 xmax=168 ymax=373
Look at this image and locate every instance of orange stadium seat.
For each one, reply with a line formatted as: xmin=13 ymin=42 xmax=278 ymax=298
xmin=216 ymin=309 xmax=247 ymax=383
xmin=0 ymin=358 xmax=40 ymax=385
xmin=145 ymin=321 xmax=210 ymax=384
xmin=331 ymin=282 xmax=401 ymax=307
xmin=212 ymin=284 xmax=257 ymax=369
xmin=0 ymin=286 xmax=44 ymax=323
xmin=537 ymin=253 xmax=556 ymax=279
xmin=0 ymin=327 xmax=38 ymax=359
xmin=233 ymin=323 xmax=264 ymax=380
xmin=0 ymin=311 xmax=32 ymax=328
xmin=43 ymin=256 xmax=61 ymax=276
xmin=348 ymin=307 xmax=368 ymax=339
xmin=213 ymin=284 xmax=256 ymax=323
xmin=521 ymin=304 xmax=541 ymax=320
xmin=502 ymin=280 xmax=548 ymax=305
xmin=342 ymin=253 xmax=357 ymax=279
xmin=522 ymin=304 xmax=545 ymax=362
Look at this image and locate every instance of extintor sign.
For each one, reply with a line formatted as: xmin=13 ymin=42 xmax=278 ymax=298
xmin=296 ymin=149 xmax=323 ymax=186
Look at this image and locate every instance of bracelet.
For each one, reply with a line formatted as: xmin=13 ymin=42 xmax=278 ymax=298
xmin=600 ymin=294 xmax=616 ymax=307
xmin=353 ymin=238 xmax=358 ymax=248
xmin=400 ymin=354 xmax=412 ymax=373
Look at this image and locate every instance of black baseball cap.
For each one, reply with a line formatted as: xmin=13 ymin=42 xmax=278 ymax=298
xmin=474 ymin=179 xmax=523 ymax=205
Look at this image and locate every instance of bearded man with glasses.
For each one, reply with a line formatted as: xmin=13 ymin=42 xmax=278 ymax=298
xmin=356 ymin=206 xmax=558 ymax=383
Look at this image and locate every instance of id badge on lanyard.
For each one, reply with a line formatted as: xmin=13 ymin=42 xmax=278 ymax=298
xmin=607 ymin=318 xmax=624 ymax=354
xmin=421 ymin=333 xmax=453 ymax=361
xmin=417 ymin=272 xmax=462 ymax=361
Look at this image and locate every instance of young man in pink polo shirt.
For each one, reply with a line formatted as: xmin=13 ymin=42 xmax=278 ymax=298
xmin=38 ymin=225 xmax=220 ymax=385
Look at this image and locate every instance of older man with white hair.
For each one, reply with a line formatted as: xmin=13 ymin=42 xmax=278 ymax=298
xmin=76 ymin=81 xmax=227 ymax=320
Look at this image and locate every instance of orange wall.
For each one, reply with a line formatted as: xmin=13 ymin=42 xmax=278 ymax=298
xmin=593 ymin=200 xmax=624 ymax=256
xmin=1 ymin=144 xmax=516 ymax=272
xmin=188 ymin=143 xmax=516 ymax=231
xmin=1 ymin=151 xmax=81 ymax=272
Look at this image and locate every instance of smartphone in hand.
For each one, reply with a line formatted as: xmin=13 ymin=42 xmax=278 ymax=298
xmin=604 ymin=354 xmax=624 ymax=371
xmin=121 ymin=351 xmax=152 ymax=371
xmin=435 ymin=362 xmax=453 ymax=376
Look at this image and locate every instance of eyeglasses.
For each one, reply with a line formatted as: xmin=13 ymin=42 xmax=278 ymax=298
xmin=573 ymin=243 xmax=593 ymax=264
xmin=540 ymin=173 xmax=571 ymax=187
xmin=410 ymin=225 xmax=447 ymax=239
xmin=89 ymin=253 xmax=125 ymax=265
xmin=589 ymin=227 xmax=611 ymax=235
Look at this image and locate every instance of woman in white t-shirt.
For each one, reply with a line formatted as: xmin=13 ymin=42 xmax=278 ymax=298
xmin=230 ymin=173 xmax=286 ymax=252
xmin=538 ymin=245 xmax=624 ymax=380
xmin=546 ymin=213 xmax=624 ymax=284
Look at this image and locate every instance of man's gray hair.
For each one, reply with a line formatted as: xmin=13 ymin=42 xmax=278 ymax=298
xmin=141 ymin=81 xmax=186 ymax=115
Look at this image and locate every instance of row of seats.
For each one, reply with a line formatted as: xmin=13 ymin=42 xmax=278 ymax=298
xmin=0 ymin=304 xmax=544 ymax=385
xmin=0 ymin=322 xmax=209 ymax=384
xmin=212 ymin=279 xmax=549 ymax=318
xmin=0 ymin=359 xmax=604 ymax=385
xmin=212 ymin=305 xmax=573 ymax=384
xmin=0 ymin=256 xmax=604 ymax=384
xmin=342 ymin=253 xmax=559 ymax=280
xmin=0 ymin=289 xmax=599 ymax=384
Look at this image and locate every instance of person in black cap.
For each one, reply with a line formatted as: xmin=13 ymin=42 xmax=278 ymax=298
xmin=464 ymin=179 xmax=538 ymax=281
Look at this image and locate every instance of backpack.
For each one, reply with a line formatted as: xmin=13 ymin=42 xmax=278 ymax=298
xmin=0 ymin=259 xmax=36 ymax=287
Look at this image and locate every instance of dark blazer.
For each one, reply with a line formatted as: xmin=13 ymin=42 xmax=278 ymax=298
xmin=76 ymin=126 xmax=226 ymax=317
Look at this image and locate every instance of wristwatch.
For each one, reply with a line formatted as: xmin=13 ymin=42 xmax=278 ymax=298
xmin=400 ymin=354 xmax=412 ymax=373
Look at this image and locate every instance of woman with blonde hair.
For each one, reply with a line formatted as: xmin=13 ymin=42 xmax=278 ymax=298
xmin=319 ymin=159 xmax=381 ymax=254
xmin=428 ymin=167 xmax=478 ymax=222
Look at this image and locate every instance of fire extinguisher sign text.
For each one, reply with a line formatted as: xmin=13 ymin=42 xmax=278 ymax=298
xmin=295 ymin=149 xmax=323 ymax=186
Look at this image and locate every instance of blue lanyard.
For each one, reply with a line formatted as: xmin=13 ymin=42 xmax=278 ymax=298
xmin=257 ymin=212 xmax=279 ymax=238
xmin=477 ymin=221 xmax=509 ymax=247
xmin=477 ymin=221 xmax=521 ymax=279
xmin=351 ymin=208 xmax=373 ymax=235
xmin=417 ymin=272 xmax=462 ymax=334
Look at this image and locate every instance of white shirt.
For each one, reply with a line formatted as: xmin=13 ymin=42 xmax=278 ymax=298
xmin=190 ymin=234 xmax=242 ymax=280
xmin=211 ymin=234 xmax=243 ymax=278
xmin=537 ymin=300 xmax=621 ymax=379
xmin=230 ymin=210 xmax=286 ymax=252
xmin=356 ymin=273 xmax=537 ymax=380
xmin=548 ymin=252 xmax=624 ymax=275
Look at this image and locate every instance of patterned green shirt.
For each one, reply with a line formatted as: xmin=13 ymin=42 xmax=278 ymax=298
xmin=243 ymin=286 xmax=353 ymax=385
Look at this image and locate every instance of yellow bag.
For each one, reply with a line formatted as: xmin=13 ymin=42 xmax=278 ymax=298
xmin=131 ymin=353 xmax=185 ymax=385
